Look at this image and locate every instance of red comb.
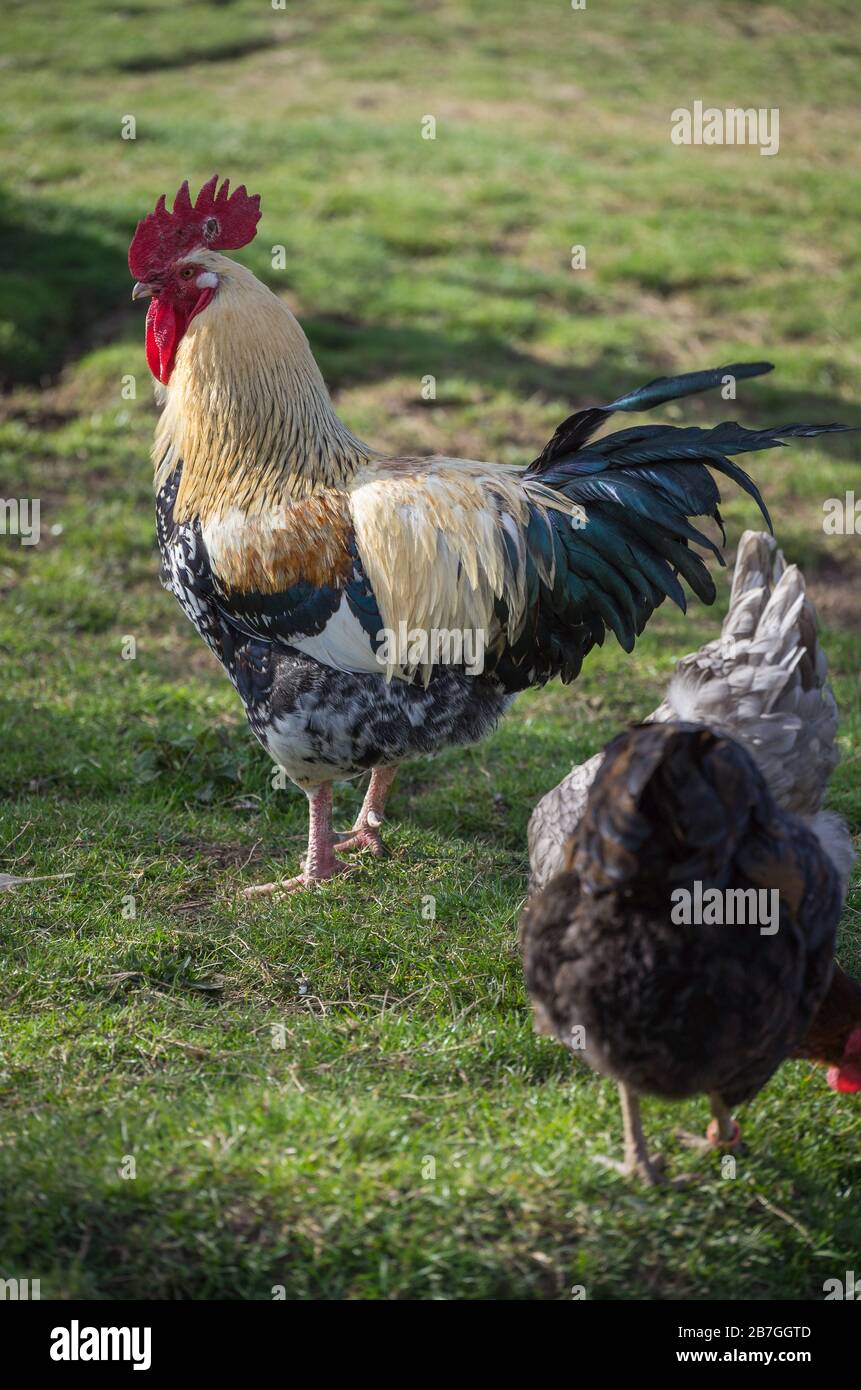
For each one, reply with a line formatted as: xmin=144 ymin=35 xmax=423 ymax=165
xmin=128 ymin=176 xmax=261 ymax=279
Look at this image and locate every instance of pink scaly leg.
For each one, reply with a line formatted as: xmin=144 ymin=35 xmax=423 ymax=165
xmin=334 ymin=765 xmax=398 ymax=857
xmin=243 ymin=782 xmax=352 ymax=896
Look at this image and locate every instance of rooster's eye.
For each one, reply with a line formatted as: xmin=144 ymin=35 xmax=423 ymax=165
xmin=179 ymin=266 xmax=196 ymax=279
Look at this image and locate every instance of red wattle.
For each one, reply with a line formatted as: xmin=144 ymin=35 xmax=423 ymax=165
xmin=145 ymin=297 xmax=178 ymax=384
xmin=827 ymin=1062 xmax=861 ymax=1094
xmin=144 ymin=290 xmax=212 ymax=384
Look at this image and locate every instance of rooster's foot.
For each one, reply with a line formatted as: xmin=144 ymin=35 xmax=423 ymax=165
xmin=243 ymin=858 xmax=354 ymax=897
xmin=334 ymin=768 xmax=396 ymax=858
xmin=245 ymin=782 xmax=362 ymax=896
xmin=333 ymin=819 xmax=387 ymax=857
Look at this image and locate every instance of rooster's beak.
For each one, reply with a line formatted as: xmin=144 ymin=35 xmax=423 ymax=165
xmin=132 ymin=281 xmax=156 ymax=302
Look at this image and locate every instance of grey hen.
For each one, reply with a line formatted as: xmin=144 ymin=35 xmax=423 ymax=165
xmin=528 ymin=530 xmax=852 ymax=894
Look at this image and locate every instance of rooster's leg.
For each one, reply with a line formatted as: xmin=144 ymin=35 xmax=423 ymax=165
xmin=243 ymin=782 xmax=352 ymax=896
xmin=334 ymin=765 xmax=397 ymax=857
xmin=595 ymin=1083 xmax=664 ymax=1185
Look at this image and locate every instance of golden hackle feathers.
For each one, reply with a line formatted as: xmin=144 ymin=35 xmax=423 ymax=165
xmin=154 ymin=251 xmax=370 ymax=521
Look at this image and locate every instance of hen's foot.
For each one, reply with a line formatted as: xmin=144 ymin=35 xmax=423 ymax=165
xmin=677 ymin=1092 xmax=742 ymax=1155
xmin=678 ymin=1119 xmax=741 ymax=1150
xmin=593 ymin=1151 xmax=666 ymax=1186
xmin=676 ymin=1130 xmax=712 ymax=1153
xmin=594 ymin=1150 xmax=700 ymax=1187
xmin=243 ymin=858 xmax=354 ymax=897
xmin=707 ymin=1116 xmax=741 ymax=1147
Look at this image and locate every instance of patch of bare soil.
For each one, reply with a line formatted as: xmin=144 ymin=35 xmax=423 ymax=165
xmin=807 ymin=551 xmax=861 ymax=632
xmin=168 ymin=836 xmax=267 ymax=870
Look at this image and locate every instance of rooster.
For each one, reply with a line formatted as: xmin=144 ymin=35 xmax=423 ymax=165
xmin=130 ymin=176 xmax=849 ymax=894
xmin=520 ymin=722 xmax=855 ymax=1184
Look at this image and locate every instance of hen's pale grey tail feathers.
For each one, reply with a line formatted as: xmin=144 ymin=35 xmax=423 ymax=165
xmin=528 ymin=531 xmax=851 ymax=894
xmin=527 ymin=750 xmax=602 ymax=895
xmin=807 ymin=810 xmax=856 ymax=899
xmin=653 ymin=529 xmax=838 ymax=818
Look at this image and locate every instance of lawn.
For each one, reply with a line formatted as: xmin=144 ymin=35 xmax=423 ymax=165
xmin=0 ymin=0 xmax=859 ymax=1300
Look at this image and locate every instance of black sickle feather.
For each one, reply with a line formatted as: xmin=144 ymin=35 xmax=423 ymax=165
xmin=530 ymin=361 xmax=776 ymax=468
xmin=501 ymin=361 xmax=855 ymax=687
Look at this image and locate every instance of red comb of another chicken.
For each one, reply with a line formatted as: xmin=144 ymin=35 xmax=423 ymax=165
xmin=827 ymin=1024 xmax=861 ymax=1094
xmin=128 ymin=176 xmax=261 ymax=279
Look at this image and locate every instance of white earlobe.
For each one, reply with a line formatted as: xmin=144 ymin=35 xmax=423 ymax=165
xmin=196 ymin=271 xmax=218 ymax=290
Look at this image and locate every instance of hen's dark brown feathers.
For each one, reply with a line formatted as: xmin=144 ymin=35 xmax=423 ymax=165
xmin=521 ymin=723 xmax=842 ymax=1110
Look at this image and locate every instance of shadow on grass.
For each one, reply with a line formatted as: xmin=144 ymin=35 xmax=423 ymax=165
xmin=5 ymin=1136 xmax=856 ymax=1299
xmin=0 ymin=1177 xmax=568 ymax=1299
xmin=115 ymin=35 xmax=280 ymax=74
xmin=0 ymin=187 xmax=132 ymax=387
xmin=305 ymin=312 xmax=860 ymax=460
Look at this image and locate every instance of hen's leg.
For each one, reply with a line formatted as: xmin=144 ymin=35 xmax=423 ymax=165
xmin=334 ymin=765 xmax=397 ymax=857
xmin=706 ymin=1093 xmax=741 ymax=1146
xmin=244 ymin=782 xmax=351 ymax=896
xmin=677 ymin=1093 xmax=741 ymax=1150
xmin=619 ymin=1084 xmax=665 ymax=1184
xmin=595 ymin=1083 xmax=664 ymax=1185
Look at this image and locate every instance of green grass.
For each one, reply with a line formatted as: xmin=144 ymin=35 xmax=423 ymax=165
xmin=1 ymin=0 xmax=860 ymax=1300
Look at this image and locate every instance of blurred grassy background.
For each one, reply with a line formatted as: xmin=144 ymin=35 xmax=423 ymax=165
xmin=0 ymin=0 xmax=859 ymax=1299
